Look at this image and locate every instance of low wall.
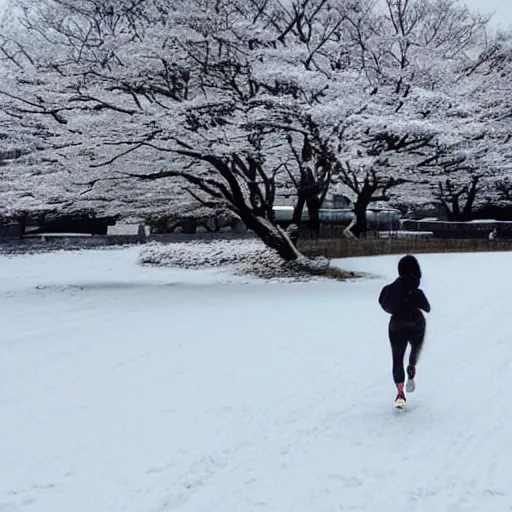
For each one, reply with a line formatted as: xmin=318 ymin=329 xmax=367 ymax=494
xmin=3 ymin=231 xmax=512 ymax=259
xmin=298 ymin=237 xmax=512 ymax=259
xmin=401 ymin=220 xmax=512 ymax=238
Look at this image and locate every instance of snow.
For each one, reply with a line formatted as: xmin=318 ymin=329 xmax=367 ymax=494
xmin=138 ymin=239 xmax=282 ymax=270
xmin=1 ymin=247 xmax=512 ymax=511
xmin=107 ymin=224 xmax=149 ymax=236
xmin=138 ymin=240 xmax=329 ymax=280
xmin=379 ymin=230 xmax=433 ymax=238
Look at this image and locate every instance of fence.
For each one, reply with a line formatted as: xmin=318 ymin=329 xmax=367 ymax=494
xmin=400 ymin=220 xmax=512 ymax=239
xmin=3 ymin=230 xmax=512 ymax=259
xmin=299 ymin=220 xmax=512 ymax=240
xmin=297 ymin=237 xmax=512 ymax=259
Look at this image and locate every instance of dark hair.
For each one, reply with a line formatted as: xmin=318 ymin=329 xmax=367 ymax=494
xmin=398 ymin=254 xmax=422 ymax=279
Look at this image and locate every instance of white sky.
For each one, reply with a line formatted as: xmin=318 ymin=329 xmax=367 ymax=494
xmin=0 ymin=0 xmax=509 ymax=27
xmin=463 ymin=0 xmax=512 ymax=28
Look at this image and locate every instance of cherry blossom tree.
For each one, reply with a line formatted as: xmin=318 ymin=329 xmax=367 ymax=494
xmin=407 ymin=24 xmax=512 ymax=220
xmin=0 ymin=0 xmax=363 ymax=253
xmin=328 ymin=0 xmax=494 ymax=230
xmin=1 ymin=0 xmax=509 ymax=252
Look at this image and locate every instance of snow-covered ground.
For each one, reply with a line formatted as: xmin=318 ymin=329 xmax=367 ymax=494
xmin=1 ymin=247 xmax=512 ymax=512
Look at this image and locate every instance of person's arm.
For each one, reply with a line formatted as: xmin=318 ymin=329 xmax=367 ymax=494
xmin=415 ymin=289 xmax=431 ymax=313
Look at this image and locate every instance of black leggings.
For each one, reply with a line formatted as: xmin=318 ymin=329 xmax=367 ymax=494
xmin=389 ymin=325 xmax=425 ymax=384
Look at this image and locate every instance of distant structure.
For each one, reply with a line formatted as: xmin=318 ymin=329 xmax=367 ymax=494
xmin=138 ymin=223 xmax=147 ymax=243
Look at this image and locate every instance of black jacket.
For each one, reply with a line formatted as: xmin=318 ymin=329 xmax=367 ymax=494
xmin=379 ymin=275 xmax=431 ymax=329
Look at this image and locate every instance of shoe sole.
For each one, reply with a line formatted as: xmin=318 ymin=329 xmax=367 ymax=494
xmin=406 ymin=379 xmax=415 ymax=393
xmin=395 ymin=398 xmax=406 ymax=409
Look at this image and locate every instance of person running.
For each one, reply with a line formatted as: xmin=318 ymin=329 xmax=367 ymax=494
xmin=378 ymin=255 xmax=431 ymax=407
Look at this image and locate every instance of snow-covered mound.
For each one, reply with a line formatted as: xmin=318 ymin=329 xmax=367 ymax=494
xmin=138 ymin=240 xmax=334 ymax=280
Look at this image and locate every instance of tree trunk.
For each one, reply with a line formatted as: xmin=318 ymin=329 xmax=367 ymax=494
xmin=462 ymin=176 xmax=480 ymax=220
xmin=241 ymin=210 xmax=300 ymax=261
xmin=292 ymin=193 xmax=322 ymax=239
xmin=292 ymin=195 xmax=307 ymax=226
xmin=451 ymin=197 xmax=461 ymax=221
xmin=306 ymin=196 xmax=322 ymax=237
xmin=440 ymin=201 xmax=455 ymax=221
xmin=18 ymin=213 xmax=27 ymax=237
xmin=353 ymin=200 xmax=369 ymax=237
xmin=182 ymin=218 xmax=197 ymax=234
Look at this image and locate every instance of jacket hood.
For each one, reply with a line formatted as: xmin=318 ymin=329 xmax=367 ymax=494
xmin=397 ymin=274 xmax=420 ymax=290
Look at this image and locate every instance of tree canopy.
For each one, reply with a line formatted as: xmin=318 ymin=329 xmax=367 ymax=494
xmin=1 ymin=0 xmax=511 ymax=242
